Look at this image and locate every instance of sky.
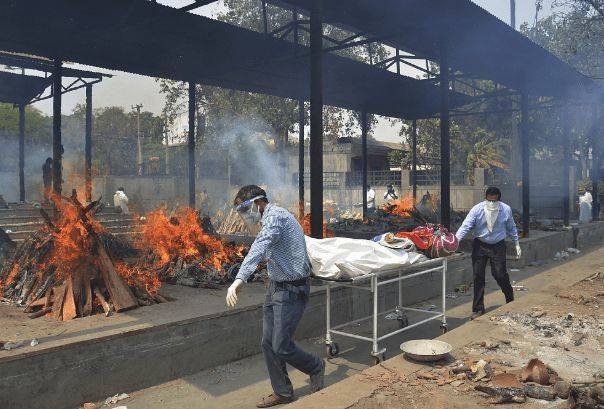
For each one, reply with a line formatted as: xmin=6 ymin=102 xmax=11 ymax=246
xmin=26 ymin=0 xmax=558 ymax=142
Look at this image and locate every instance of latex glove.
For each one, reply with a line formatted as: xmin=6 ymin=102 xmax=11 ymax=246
xmin=515 ymin=243 xmax=522 ymax=259
xmin=226 ymin=278 xmax=244 ymax=308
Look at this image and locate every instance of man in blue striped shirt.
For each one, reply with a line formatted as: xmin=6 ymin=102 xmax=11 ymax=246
xmin=455 ymin=187 xmax=521 ymax=320
xmin=225 ymin=185 xmax=324 ymax=407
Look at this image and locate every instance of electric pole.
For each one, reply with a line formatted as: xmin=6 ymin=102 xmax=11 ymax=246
xmin=510 ymin=0 xmax=516 ymax=29
xmin=132 ymin=104 xmax=143 ymax=176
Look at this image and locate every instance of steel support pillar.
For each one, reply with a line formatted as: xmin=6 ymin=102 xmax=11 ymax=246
xmin=188 ymin=82 xmax=196 ymax=208
xmin=520 ymin=91 xmax=530 ymax=235
xmin=52 ymin=59 xmax=62 ymax=197
xmin=309 ymin=0 xmax=324 ymax=238
xmin=18 ymin=104 xmax=25 ymax=203
xmin=294 ymin=7 xmax=304 ymax=220
xmin=439 ymin=44 xmax=451 ymax=229
xmin=591 ymin=105 xmax=600 ymax=221
xmin=298 ymin=99 xmax=305 ymax=219
xmin=85 ymin=84 xmax=93 ymax=202
xmin=412 ymin=119 xmax=418 ymax=201
xmin=561 ymin=105 xmax=570 ymax=226
xmin=361 ymin=111 xmax=368 ymax=219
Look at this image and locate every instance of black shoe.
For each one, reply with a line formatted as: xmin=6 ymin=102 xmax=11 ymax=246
xmin=470 ymin=310 xmax=485 ymax=320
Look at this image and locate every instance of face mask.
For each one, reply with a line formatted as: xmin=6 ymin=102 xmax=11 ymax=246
xmin=485 ymin=200 xmax=499 ymax=211
xmin=236 ymin=196 xmax=265 ymax=232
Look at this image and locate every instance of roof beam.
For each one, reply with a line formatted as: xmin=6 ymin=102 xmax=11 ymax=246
xmin=179 ymin=0 xmax=217 ymax=13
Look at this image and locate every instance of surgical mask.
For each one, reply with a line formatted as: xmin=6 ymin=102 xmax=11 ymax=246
xmin=485 ymin=200 xmax=499 ymax=211
xmin=236 ymin=195 xmax=265 ymax=232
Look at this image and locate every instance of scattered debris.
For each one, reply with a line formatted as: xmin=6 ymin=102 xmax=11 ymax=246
xmin=523 ymin=383 xmax=557 ymax=400
xmin=567 ymin=248 xmax=581 ymax=254
xmin=104 ymin=393 xmax=129 ymax=405
xmin=554 ymin=251 xmax=570 ymax=261
xmin=492 ymin=373 xmax=522 ymax=388
xmin=29 ymin=338 xmax=38 ymax=347
xmin=82 ymin=403 xmax=96 ymax=409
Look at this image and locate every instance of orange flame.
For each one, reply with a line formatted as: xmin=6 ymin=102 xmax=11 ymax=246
xmin=381 ymin=193 xmax=415 ymax=218
xmin=300 ymin=213 xmax=334 ymax=238
xmin=137 ymin=207 xmax=244 ymax=271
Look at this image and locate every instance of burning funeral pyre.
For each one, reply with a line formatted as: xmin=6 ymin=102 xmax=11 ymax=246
xmin=0 ymin=195 xmax=161 ymax=321
xmin=123 ymin=207 xmax=247 ymax=289
xmin=0 ymin=197 xmax=249 ymax=321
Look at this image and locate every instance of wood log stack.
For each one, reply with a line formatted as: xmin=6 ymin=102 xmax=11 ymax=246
xmin=216 ymin=208 xmax=248 ymax=235
xmin=0 ymin=195 xmax=164 ymax=321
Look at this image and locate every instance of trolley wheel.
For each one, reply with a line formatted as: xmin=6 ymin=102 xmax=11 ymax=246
xmin=326 ymin=342 xmax=339 ymax=358
xmin=440 ymin=324 xmax=448 ymax=334
xmin=371 ymin=353 xmax=386 ymax=366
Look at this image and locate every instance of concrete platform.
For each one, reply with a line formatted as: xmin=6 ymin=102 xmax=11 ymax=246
xmin=0 ymin=222 xmax=603 ymax=409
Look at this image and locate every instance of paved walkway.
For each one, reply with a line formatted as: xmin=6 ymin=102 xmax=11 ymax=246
xmin=98 ymin=246 xmax=604 ymax=409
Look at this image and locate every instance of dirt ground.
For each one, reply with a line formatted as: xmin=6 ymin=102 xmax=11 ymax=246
xmin=349 ymin=271 xmax=603 ymax=409
xmin=290 ymin=246 xmax=604 ymax=409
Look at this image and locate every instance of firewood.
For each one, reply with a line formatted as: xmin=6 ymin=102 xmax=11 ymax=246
xmin=93 ymin=287 xmax=111 ymax=315
xmin=43 ymin=285 xmax=53 ymax=309
xmin=28 ymin=307 xmax=52 ymax=319
xmin=69 ymin=195 xmax=138 ymax=312
xmin=39 ymin=208 xmax=60 ymax=233
xmin=52 ymin=284 xmax=67 ymax=320
xmin=152 ymin=293 xmax=168 ymax=303
xmin=475 ymin=385 xmax=526 ymax=403
xmin=23 ymin=296 xmax=47 ymax=312
xmin=82 ymin=278 xmax=93 ymax=317
xmin=523 ymin=383 xmax=557 ymax=400
xmin=62 ymin=277 xmax=77 ymax=321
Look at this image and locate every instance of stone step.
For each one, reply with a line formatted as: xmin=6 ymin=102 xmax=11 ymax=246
xmin=7 ymin=224 xmax=142 ymax=241
xmin=1 ymin=218 xmax=137 ymax=233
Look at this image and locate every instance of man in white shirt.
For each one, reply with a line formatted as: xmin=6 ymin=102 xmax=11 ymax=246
xmin=455 ymin=187 xmax=521 ymax=320
xmin=367 ymin=185 xmax=376 ymax=213
xmin=113 ymin=187 xmax=130 ymax=214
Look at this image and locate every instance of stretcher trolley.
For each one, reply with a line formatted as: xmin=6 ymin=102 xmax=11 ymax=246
xmin=313 ymin=257 xmax=448 ymax=365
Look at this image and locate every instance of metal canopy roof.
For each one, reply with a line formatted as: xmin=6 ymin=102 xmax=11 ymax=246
xmin=0 ymin=51 xmax=110 ymax=80
xmin=0 ymin=0 xmax=471 ymax=119
xmin=0 ymin=70 xmax=51 ymax=105
xmin=271 ymin=0 xmax=602 ymax=100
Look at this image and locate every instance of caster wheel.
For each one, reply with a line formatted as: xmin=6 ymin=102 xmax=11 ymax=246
xmin=326 ymin=342 xmax=339 ymax=358
xmin=441 ymin=324 xmax=448 ymax=334
xmin=371 ymin=353 xmax=386 ymax=366
xmin=398 ymin=317 xmax=409 ymax=329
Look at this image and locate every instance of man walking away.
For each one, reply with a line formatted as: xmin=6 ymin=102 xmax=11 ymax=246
xmin=225 ymin=185 xmax=325 ymax=407
xmin=455 ymin=187 xmax=521 ymax=320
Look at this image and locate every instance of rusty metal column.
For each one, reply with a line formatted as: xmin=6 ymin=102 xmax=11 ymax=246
xmin=188 ymin=82 xmax=196 ymax=208
xmin=439 ymin=43 xmax=451 ymax=228
xmin=361 ymin=111 xmax=368 ymax=219
xmin=85 ymin=84 xmax=93 ymax=202
xmin=309 ymin=0 xmax=324 ymax=238
xmin=412 ymin=119 xmax=418 ymax=201
xmin=561 ymin=105 xmax=570 ymax=226
xmin=52 ymin=59 xmax=63 ymax=197
xmin=520 ymin=91 xmax=530 ymax=235
xmin=18 ymin=103 xmax=25 ymax=203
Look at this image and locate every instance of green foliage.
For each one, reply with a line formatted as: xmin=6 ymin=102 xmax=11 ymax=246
xmin=157 ymin=1 xmax=385 ymax=148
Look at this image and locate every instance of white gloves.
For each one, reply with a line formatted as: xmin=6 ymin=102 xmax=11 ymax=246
xmin=226 ymin=279 xmax=244 ymax=308
xmin=515 ymin=243 xmax=522 ymax=259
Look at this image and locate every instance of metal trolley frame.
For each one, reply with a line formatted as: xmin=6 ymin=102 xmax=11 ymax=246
xmin=317 ymin=257 xmax=448 ymax=365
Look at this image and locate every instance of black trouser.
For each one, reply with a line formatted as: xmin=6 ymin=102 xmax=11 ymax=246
xmin=471 ymin=239 xmax=514 ymax=313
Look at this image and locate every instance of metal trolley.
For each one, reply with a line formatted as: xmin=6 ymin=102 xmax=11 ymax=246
xmin=315 ymin=257 xmax=448 ymax=365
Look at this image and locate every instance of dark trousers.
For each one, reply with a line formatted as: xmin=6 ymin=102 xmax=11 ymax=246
xmin=262 ymin=280 xmax=322 ymax=398
xmin=471 ymin=239 xmax=514 ymax=313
